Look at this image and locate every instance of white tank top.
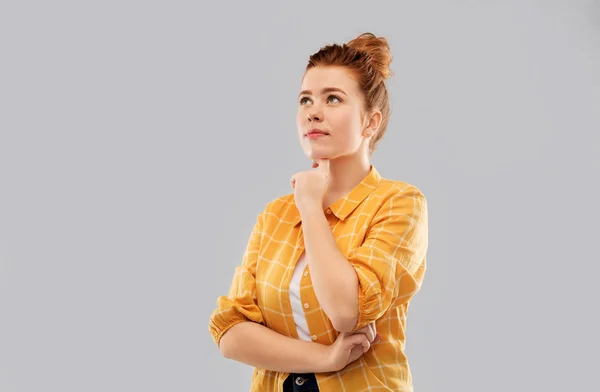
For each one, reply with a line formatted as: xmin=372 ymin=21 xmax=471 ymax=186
xmin=289 ymin=252 xmax=311 ymax=341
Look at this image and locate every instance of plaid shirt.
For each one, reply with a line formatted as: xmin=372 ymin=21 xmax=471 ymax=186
xmin=209 ymin=165 xmax=429 ymax=391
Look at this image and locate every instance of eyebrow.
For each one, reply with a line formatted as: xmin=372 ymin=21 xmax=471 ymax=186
xmin=298 ymin=87 xmax=348 ymax=98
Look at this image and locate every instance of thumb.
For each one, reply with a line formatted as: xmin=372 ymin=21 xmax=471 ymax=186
xmin=314 ymin=159 xmax=330 ymax=173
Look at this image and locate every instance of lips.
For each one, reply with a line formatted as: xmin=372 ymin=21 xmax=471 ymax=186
xmin=305 ymin=129 xmax=329 ymax=137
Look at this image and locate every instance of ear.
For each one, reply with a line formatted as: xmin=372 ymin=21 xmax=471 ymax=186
xmin=363 ymin=110 xmax=382 ymax=137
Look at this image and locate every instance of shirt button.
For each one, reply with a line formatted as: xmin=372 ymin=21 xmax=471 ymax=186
xmin=295 ymin=377 xmax=306 ymax=386
xmin=311 ymin=335 xmax=317 ymax=341
xmin=303 ymin=270 xmax=309 ymax=277
xmin=325 ymin=208 xmax=332 ymax=214
xmin=303 ymin=303 xmax=309 ymax=309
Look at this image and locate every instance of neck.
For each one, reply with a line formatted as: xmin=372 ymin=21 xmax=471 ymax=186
xmin=322 ymin=153 xmax=371 ymax=208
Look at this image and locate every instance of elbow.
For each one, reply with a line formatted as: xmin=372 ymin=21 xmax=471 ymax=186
xmin=218 ymin=330 xmax=237 ymax=359
xmin=331 ymin=312 xmax=359 ymax=333
xmin=331 ymin=276 xmax=360 ymax=333
xmin=330 ymin=295 xmax=360 ymax=332
xmin=329 ymin=296 xmax=360 ymax=333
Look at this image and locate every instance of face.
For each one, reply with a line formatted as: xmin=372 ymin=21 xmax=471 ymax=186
xmin=296 ymin=66 xmax=373 ymax=162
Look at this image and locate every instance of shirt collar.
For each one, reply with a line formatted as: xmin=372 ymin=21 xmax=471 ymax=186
xmin=288 ymin=165 xmax=382 ymax=226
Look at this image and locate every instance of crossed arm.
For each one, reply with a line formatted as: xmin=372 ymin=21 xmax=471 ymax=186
xmin=208 ymin=189 xmax=428 ymax=372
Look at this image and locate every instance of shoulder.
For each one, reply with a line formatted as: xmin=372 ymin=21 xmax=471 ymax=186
xmin=367 ymin=173 xmax=428 ymax=224
xmin=254 ymin=192 xmax=297 ymax=224
xmin=370 ymin=176 xmax=428 ymax=229
xmin=375 ymin=175 xmax=427 ymax=205
xmin=262 ymin=192 xmax=295 ymax=214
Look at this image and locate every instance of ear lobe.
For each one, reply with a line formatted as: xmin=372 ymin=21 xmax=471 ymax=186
xmin=361 ymin=110 xmax=382 ymax=138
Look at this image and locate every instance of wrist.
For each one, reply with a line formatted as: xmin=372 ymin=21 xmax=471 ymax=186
xmin=297 ymin=201 xmax=324 ymax=217
xmin=314 ymin=343 xmax=338 ymax=373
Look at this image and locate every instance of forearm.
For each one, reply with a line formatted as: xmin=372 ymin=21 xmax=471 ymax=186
xmin=300 ymin=206 xmax=359 ymax=332
xmin=219 ymin=321 xmax=334 ymax=373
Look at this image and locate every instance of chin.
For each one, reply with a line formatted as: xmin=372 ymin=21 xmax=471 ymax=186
xmin=307 ymin=152 xmax=330 ymax=161
xmin=306 ymin=147 xmax=332 ymax=160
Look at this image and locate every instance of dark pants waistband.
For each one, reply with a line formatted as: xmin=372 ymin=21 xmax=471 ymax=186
xmin=282 ymin=372 xmax=319 ymax=392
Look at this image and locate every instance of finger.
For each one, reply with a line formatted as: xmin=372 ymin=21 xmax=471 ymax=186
xmin=354 ymin=323 xmax=375 ymax=342
xmin=359 ymin=335 xmax=371 ymax=353
xmin=353 ymin=329 xmax=373 ymax=343
xmin=349 ymin=334 xmax=371 ymax=353
xmin=360 ymin=323 xmax=375 ymax=342
xmin=368 ymin=323 xmax=376 ymax=342
xmin=359 ymin=324 xmax=375 ymax=343
xmin=373 ymin=333 xmax=381 ymax=344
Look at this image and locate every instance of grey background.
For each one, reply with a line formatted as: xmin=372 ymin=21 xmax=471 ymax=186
xmin=1 ymin=0 xmax=598 ymax=391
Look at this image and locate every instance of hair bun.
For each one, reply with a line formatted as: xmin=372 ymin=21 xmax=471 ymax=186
xmin=347 ymin=32 xmax=393 ymax=80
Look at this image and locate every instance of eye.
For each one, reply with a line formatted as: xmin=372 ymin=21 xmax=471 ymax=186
xmin=298 ymin=95 xmax=342 ymax=105
xmin=328 ymin=95 xmax=342 ymax=103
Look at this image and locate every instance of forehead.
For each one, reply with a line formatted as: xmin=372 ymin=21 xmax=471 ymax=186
xmin=300 ymin=66 xmax=359 ymax=93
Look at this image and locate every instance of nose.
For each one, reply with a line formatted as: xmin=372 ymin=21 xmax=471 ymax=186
xmin=307 ymin=110 xmax=322 ymax=122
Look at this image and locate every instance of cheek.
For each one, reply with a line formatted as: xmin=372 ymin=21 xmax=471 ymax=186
xmin=296 ymin=111 xmax=304 ymax=135
xmin=333 ymin=109 xmax=362 ymax=141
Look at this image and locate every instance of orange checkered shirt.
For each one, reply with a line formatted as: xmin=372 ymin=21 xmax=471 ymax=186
xmin=208 ymin=165 xmax=429 ymax=391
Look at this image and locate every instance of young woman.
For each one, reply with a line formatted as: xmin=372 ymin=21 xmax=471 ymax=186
xmin=209 ymin=32 xmax=429 ymax=392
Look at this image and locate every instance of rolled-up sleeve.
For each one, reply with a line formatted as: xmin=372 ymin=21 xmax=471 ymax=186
xmin=208 ymin=212 xmax=265 ymax=347
xmin=348 ymin=187 xmax=429 ymax=333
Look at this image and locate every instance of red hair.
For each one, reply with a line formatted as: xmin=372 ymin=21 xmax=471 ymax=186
xmin=305 ymin=32 xmax=393 ymax=154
